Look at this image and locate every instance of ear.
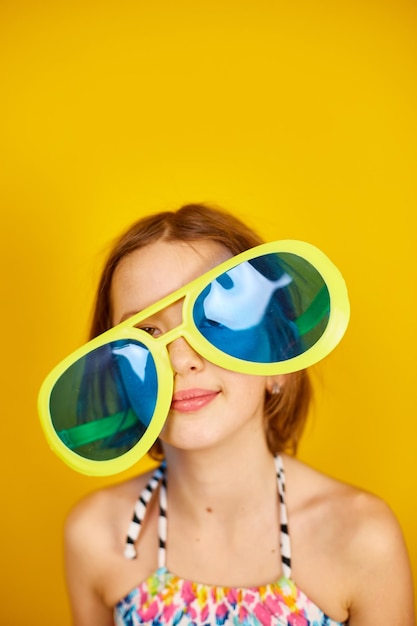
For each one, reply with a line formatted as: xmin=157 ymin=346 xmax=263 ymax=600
xmin=266 ymin=375 xmax=286 ymax=395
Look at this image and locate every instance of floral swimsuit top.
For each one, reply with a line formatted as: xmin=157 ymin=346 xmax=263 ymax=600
xmin=114 ymin=457 xmax=347 ymax=626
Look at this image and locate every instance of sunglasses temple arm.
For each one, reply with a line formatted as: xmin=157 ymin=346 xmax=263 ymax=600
xmin=294 ymin=286 xmax=330 ymax=335
xmin=57 ymin=409 xmax=139 ymax=449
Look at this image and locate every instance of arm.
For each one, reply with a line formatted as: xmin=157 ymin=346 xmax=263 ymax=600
xmin=64 ymin=497 xmax=115 ymax=626
xmin=347 ymin=498 xmax=415 ymax=625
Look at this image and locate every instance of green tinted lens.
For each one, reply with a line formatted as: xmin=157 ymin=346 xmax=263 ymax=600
xmin=193 ymin=252 xmax=330 ymax=363
xmin=50 ymin=339 xmax=158 ymax=461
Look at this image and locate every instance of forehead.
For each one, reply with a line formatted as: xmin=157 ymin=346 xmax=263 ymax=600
xmin=111 ymin=239 xmax=233 ymax=323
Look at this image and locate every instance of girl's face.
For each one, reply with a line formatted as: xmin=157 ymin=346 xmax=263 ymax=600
xmin=110 ymin=239 xmax=273 ymax=453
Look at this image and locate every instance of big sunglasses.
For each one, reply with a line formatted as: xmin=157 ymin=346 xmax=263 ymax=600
xmin=38 ymin=240 xmax=350 ymax=476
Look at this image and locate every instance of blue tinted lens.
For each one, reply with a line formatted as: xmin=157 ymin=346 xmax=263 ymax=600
xmin=193 ymin=252 xmax=330 ymax=363
xmin=50 ymin=339 xmax=158 ymax=461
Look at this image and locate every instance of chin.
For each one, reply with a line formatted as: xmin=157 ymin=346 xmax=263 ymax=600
xmin=159 ymin=429 xmax=222 ymax=453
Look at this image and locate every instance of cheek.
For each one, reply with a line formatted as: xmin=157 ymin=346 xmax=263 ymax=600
xmin=223 ymin=373 xmax=267 ymax=404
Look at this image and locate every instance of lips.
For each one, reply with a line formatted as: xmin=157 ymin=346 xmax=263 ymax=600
xmin=171 ymin=388 xmax=219 ymax=413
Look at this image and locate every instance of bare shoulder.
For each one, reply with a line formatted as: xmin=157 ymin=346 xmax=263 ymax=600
xmin=64 ymin=467 xmax=157 ymax=592
xmin=64 ymin=467 xmax=159 ymax=625
xmin=282 ymin=454 xmax=415 ymax=624
xmin=65 ymin=468 xmax=154 ymax=553
xmin=282 ymin=453 xmax=406 ymax=550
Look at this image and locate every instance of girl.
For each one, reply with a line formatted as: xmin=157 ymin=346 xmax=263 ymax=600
xmin=54 ymin=204 xmax=414 ymax=624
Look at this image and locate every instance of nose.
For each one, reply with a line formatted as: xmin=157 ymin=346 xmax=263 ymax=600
xmin=167 ymin=336 xmax=205 ymax=375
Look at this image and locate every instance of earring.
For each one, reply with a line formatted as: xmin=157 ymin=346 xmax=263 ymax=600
xmin=271 ymin=382 xmax=281 ymax=395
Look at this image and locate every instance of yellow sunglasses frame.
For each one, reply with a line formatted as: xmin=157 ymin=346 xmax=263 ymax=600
xmin=38 ymin=239 xmax=350 ymax=476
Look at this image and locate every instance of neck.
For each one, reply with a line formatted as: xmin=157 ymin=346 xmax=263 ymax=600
xmin=162 ymin=439 xmax=277 ymax=520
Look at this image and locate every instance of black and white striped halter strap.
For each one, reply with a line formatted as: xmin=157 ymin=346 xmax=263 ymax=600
xmin=123 ymin=455 xmax=292 ymax=579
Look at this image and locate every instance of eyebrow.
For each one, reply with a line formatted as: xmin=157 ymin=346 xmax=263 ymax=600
xmin=116 ymin=310 xmax=141 ymax=325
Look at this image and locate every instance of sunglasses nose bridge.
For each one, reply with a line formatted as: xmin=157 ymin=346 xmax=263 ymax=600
xmin=156 ymin=319 xmax=205 ymax=370
xmin=159 ymin=319 xmax=189 ymax=347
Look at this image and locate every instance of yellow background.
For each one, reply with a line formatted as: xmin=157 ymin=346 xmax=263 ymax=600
xmin=1 ymin=1 xmax=416 ymax=622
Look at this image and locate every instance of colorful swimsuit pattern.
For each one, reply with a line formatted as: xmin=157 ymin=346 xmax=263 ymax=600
xmin=114 ymin=457 xmax=347 ymax=626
